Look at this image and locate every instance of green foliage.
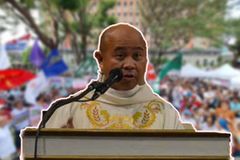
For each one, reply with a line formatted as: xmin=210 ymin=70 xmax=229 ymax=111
xmin=95 ymin=0 xmax=116 ymax=27
xmin=151 ymin=55 xmax=169 ymax=66
xmin=227 ymin=19 xmax=240 ymax=39
xmin=139 ymin=0 xmax=227 ymax=52
xmin=56 ymin=0 xmax=82 ymax=11
xmin=2 ymin=0 xmax=117 ymax=63
xmin=19 ymin=0 xmax=35 ymax=8
xmin=67 ymin=0 xmax=116 ymax=60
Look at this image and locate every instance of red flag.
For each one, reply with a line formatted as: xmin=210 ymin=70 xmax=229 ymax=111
xmin=147 ymin=63 xmax=157 ymax=81
xmin=0 ymin=69 xmax=35 ymax=91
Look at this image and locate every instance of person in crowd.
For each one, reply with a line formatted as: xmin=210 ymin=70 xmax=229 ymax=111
xmin=0 ymin=107 xmax=18 ymax=160
xmin=181 ymin=109 xmax=197 ymax=127
xmin=230 ymin=95 xmax=240 ymax=117
xmin=11 ymin=99 xmax=30 ymax=150
xmin=29 ymin=94 xmax=48 ymax=127
xmin=45 ymin=23 xmax=192 ymax=130
xmin=215 ymin=100 xmax=235 ymax=132
xmin=171 ymin=82 xmax=183 ymax=110
xmin=200 ymin=114 xmax=219 ymax=131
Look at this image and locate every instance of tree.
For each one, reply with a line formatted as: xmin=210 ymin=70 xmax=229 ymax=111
xmin=1 ymin=0 xmax=116 ymax=63
xmin=2 ymin=0 xmax=56 ymax=48
xmin=55 ymin=0 xmax=116 ymax=61
xmin=138 ymin=0 xmax=227 ymax=56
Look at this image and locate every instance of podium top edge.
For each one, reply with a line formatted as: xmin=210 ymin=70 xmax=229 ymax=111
xmin=22 ymin=128 xmax=231 ymax=138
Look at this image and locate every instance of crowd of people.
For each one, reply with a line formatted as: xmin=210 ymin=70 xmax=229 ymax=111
xmin=0 ymin=76 xmax=240 ymax=159
xmin=0 ymin=85 xmax=79 ymax=160
xmin=159 ymin=76 xmax=240 ymax=157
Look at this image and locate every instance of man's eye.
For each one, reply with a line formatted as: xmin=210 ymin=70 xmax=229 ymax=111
xmin=115 ymin=53 xmax=124 ymax=59
xmin=133 ymin=52 xmax=142 ymax=60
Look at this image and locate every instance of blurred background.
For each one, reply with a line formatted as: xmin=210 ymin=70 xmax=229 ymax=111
xmin=0 ymin=0 xmax=240 ymax=159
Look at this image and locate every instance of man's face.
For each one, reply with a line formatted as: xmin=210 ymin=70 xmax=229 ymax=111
xmin=96 ymin=27 xmax=147 ymax=90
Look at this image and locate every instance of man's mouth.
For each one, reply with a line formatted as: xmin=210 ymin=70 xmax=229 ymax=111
xmin=123 ymin=74 xmax=135 ymax=79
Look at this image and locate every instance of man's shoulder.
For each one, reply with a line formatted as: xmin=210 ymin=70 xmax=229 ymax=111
xmin=148 ymin=93 xmax=172 ymax=106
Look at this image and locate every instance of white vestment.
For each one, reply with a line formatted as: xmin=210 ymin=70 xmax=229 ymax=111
xmin=46 ymin=84 xmax=191 ymax=129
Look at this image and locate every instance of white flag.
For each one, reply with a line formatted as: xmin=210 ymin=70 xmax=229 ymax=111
xmin=24 ymin=71 xmax=48 ymax=104
xmin=0 ymin=45 xmax=11 ymax=69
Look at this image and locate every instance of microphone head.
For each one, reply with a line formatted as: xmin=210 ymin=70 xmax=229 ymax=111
xmin=109 ymin=68 xmax=123 ymax=82
xmin=91 ymin=68 xmax=123 ymax=100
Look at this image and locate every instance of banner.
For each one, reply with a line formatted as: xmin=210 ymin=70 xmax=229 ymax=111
xmin=5 ymin=34 xmax=31 ymax=54
xmin=24 ymin=71 xmax=48 ymax=104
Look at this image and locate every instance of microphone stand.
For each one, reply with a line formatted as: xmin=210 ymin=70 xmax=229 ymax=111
xmin=34 ymin=81 xmax=101 ymax=159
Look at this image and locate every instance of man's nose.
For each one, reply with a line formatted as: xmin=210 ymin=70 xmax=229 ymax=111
xmin=122 ymin=57 xmax=135 ymax=70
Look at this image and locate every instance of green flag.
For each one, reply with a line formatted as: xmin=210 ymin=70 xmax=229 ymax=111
xmin=75 ymin=56 xmax=98 ymax=77
xmin=159 ymin=53 xmax=182 ymax=81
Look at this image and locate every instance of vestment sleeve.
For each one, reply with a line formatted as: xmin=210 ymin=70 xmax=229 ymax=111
xmin=45 ymin=103 xmax=73 ymax=128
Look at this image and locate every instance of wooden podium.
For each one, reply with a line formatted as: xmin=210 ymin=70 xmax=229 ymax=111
xmin=21 ymin=128 xmax=231 ymax=160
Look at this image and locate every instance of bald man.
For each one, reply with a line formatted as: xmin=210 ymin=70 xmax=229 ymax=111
xmin=46 ymin=23 xmax=193 ymax=130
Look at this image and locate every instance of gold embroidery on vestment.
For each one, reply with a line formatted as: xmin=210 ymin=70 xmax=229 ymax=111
xmin=85 ymin=100 xmax=163 ymax=129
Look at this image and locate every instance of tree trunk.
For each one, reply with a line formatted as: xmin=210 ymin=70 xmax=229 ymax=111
xmin=81 ymin=34 xmax=87 ymax=60
xmin=71 ymin=34 xmax=82 ymax=64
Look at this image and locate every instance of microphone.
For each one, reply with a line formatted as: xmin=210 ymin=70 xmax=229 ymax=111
xmin=91 ymin=68 xmax=123 ymax=100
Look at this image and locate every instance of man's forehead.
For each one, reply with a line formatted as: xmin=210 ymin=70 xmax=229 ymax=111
xmin=99 ymin=24 xmax=147 ymax=52
xmin=114 ymin=46 xmax=144 ymax=50
xmin=106 ymin=38 xmax=146 ymax=53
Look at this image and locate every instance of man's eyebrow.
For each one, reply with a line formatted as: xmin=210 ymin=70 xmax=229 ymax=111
xmin=133 ymin=47 xmax=144 ymax=51
xmin=114 ymin=46 xmax=144 ymax=51
xmin=114 ymin=47 xmax=126 ymax=51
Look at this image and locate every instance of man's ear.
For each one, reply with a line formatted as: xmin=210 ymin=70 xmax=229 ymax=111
xmin=94 ymin=50 xmax=103 ymax=71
